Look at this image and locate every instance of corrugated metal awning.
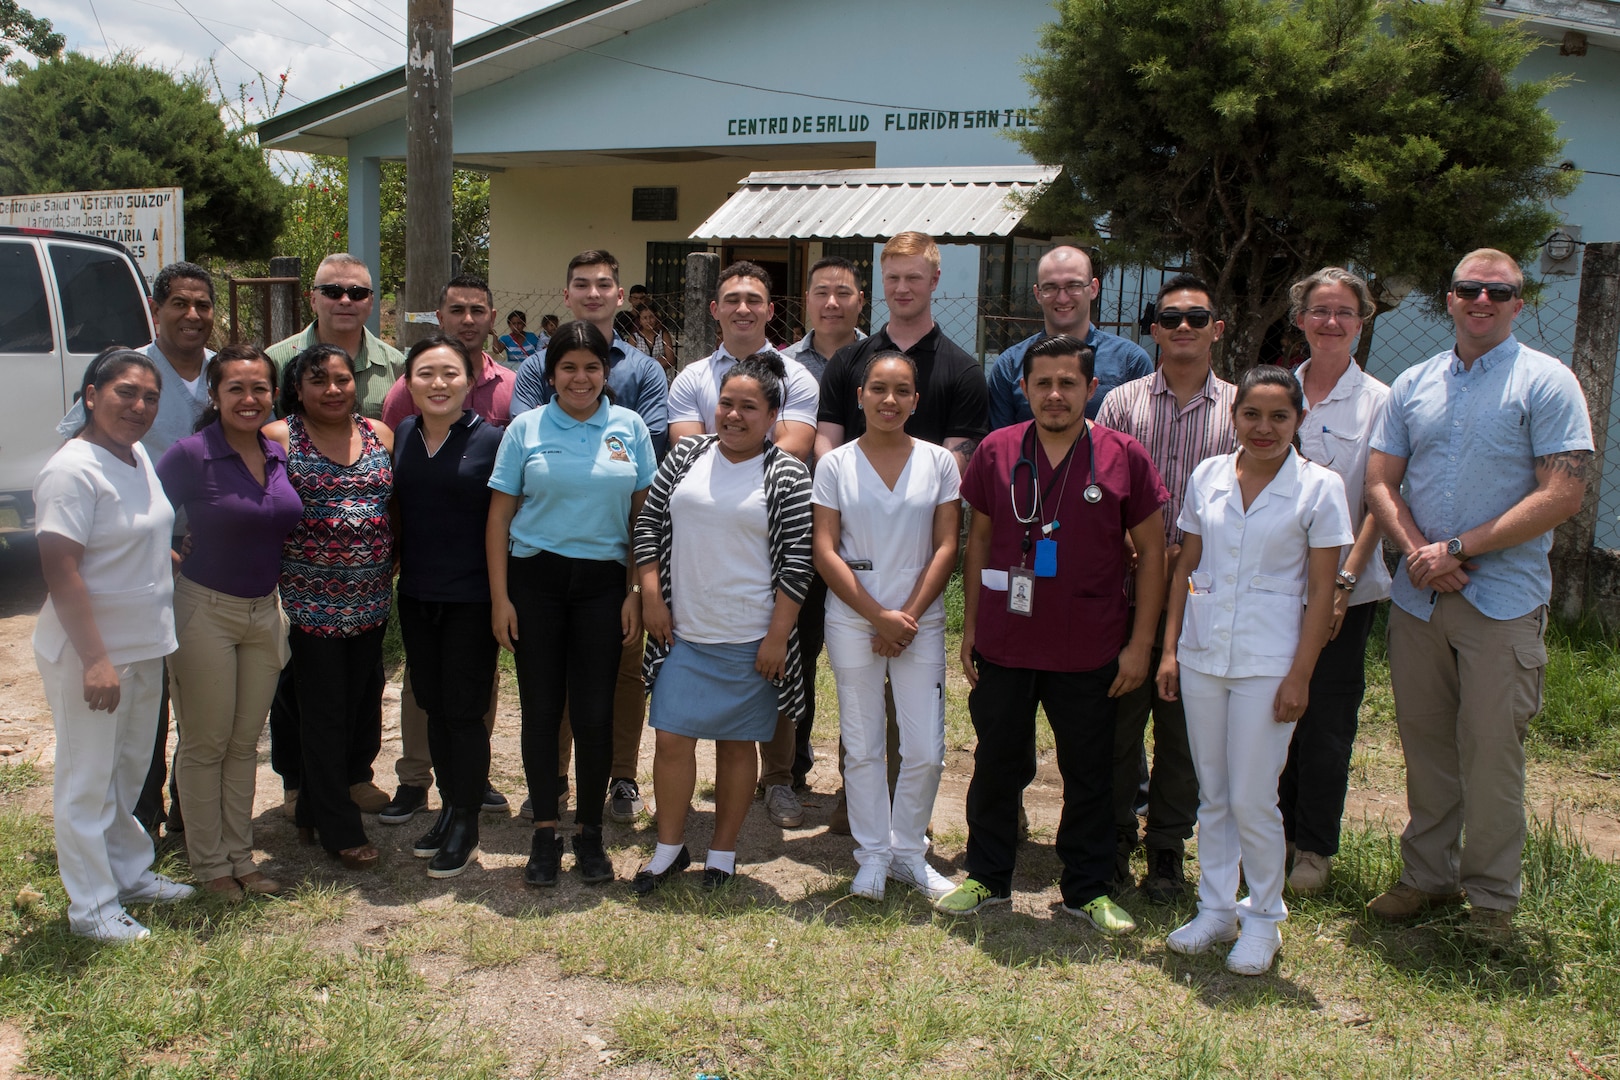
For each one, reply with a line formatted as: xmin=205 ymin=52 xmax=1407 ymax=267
xmin=690 ymin=166 xmax=1062 ymax=243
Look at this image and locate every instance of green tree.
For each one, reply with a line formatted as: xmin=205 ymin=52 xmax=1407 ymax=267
xmin=1017 ymin=0 xmax=1577 ymax=374
xmin=0 ymin=0 xmax=62 ymax=65
xmin=0 ymin=52 xmax=285 ymax=261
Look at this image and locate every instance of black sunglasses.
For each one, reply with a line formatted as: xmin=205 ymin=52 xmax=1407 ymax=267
xmin=1451 ymin=280 xmax=1519 ymax=303
xmin=313 ymin=283 xmax=374 ymax=302
xmin=1156 ymin=308 xmax=1213 ymax=330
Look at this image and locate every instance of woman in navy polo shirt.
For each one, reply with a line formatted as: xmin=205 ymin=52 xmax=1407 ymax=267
xmin=157 ymin=345 xmax=303 ymax=900
xmin=393 ymin=335 xmax=505 ymax=880
xmin=487 ymin=321 xmax=656 ymax=889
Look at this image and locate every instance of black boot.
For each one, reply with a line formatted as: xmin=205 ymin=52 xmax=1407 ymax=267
xmin=427 ymin=807 xmax=480 ymax=879
xmin=413 ymin=806 xmax=454 ymax=858
xmin=524 ymin=827 xmax=563 ymax=887
xmin=573 ymin=825 xmax=614 ymax=884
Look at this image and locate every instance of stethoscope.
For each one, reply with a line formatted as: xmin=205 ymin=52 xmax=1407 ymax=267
xmin=1010 ymin=421 xmax=1101 ymax=533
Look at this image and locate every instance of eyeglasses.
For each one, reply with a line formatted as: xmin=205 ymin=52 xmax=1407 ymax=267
xmin=1451 ymin=280 xmax=1519 ymax=303
xmin=1156 ymin=308 xmax=1213 ymax=330
xmin=1036 ymin=281 xmax=1091 ymax=299
xmin=1304 ymin=307 xmax=1362 ymax=323
xmin=313 ymin=283 xmax=374 ymax=302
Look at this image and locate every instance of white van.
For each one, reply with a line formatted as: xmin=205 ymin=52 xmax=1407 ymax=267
xmin=0 ymin=226 xmax=153 ymax=529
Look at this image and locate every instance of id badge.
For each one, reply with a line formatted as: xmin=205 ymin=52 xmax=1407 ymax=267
xmin=1033 ymin=538 xmax=1058 ymax=578
xmin=1007 ymin=567 xmax=1035 ymax=616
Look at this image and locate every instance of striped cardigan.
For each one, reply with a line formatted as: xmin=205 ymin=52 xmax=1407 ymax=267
xmin=633 ymin=434 xmax=814 ymax=723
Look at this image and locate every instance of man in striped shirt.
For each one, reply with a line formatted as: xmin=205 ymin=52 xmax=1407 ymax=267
xmin=1095 ymin=273 xmax=1237 ymax=903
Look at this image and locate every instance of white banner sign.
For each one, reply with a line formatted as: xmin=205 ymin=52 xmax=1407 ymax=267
xmin=0 ymin=187 xmax=184 ymax=284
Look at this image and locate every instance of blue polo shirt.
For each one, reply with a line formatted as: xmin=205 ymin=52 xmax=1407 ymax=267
xmin=987 ymin=325 xmax=1153 ymax=428
xmin=489 ymin=398 xmax=656 ymax=564
xmin=509 ymin=336 xmax=670 ymax=457
xmin=1370 ymin=334 xmax=1592 ymax=622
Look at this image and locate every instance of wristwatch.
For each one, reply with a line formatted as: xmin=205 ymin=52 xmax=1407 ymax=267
xmin=1335 ymin=570 xmax=1358 ymax=592
xmin=1446 ymin=537 xmax=1467 ymax=561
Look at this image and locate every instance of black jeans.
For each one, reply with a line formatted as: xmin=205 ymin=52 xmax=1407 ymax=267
xmin=508 ymin=551 xmax=626 ymax=829
xmin=397 ymin=595 xmax=498 ymax=810
xmin=1111 ymin=610 xmax=1199 ymax=855
xmin=289 ymin=624 xmax=386 ymax=853
xmin=965 ymin=654 xmax=1119 ymax=907
xmin=793 ymin=572 xmax=828 ymax=785
xmin=268 ymin=649 xmax=384 ymax=792
xmin=1280 ymin=600 xmax=1376 ymax=857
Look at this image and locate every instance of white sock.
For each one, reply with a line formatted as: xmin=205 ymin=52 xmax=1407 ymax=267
xmin=704 ymin=849 xmax=736 ymax=874
xmin=644 ymin=842 xmax=685 ymax=874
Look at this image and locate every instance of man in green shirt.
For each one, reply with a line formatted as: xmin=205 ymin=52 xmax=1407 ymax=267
xmin=266 ymin=253 xmax=405 ymax=420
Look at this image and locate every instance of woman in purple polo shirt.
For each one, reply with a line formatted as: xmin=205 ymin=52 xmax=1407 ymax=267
xmin=157 ymin=345 xmax=303 ymax=898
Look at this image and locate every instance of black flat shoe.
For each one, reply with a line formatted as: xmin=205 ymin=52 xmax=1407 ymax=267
xmin=413 ymin=806 xmax=454 ymax=858
xmin=524 ymin=830 xmax=564 ymax=888
xmin=427 ymin=807 xmax=480 ymax=879
xmin=573 ymin=828 xmax=615 ymax=885
xmin=700 ymin=866 xmax=733 ymax=890
xmin=630 ymin=846 xmax=691 ymax=895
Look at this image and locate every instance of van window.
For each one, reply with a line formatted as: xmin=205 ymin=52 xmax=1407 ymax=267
xmin=0 ymin=241 xmax=54 ymax=353
xmin=48 ymin=244 xmax=150 ymax=355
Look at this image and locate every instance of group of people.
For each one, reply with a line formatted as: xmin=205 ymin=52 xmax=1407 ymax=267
xmin=34 ymin=236 xmax=1587 ymax=978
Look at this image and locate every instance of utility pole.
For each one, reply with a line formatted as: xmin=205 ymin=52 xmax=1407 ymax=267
xmin=401 ymin=0 xmax=453 ymax=348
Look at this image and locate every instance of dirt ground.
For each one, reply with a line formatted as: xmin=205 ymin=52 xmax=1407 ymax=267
xmin=1 ymin=532 xmax=1617 ymax=1077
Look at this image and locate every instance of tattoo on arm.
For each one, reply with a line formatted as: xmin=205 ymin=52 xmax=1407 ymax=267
xmin=1534 ymin=450 xmax=1592 ymax=481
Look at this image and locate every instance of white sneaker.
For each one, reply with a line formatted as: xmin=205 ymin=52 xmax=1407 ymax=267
xmin=120 ymin=874 xmax=196 ymax=905
xmin=1166 ymin=910 xmax=1240 ymax=955
xmin=81 ymin=910 xmax=150 ymax=943
xmin=887 ymin=859 xmax=956 ymax=902
xmin=764 ymin=785 xmax=805 ymax=828
xmin=1226 ymin=924 xmax=1282 ymax=976
xmin=851 ymin=862 xmax=887 ymax=900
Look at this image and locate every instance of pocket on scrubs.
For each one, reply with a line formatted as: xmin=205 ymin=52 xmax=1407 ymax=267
xmin=1182 ymin=590 xmax=1214 ymax=651
xmin=1247 ymin=575 xmax=1306 ymax=656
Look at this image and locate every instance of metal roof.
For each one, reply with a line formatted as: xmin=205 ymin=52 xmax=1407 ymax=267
xmin=689 ymin=166 xmax=1062 ymax=243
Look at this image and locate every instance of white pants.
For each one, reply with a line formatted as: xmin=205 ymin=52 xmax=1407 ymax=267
xmin=826 ymin=620 xmax=946 ymax=867
xmin=1180 ymin=666 xmax=1294 ymax=925
xmin=39 ymin=651 xmax=164 ymax=933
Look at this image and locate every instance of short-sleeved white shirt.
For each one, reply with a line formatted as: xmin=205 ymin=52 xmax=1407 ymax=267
xmin=667 ymin=345 xmax=820 ymax=431
xmin=1175 ymin=448 xmax=1353 ymax=679
xmin=1296 ymin=358 xmax=1392 ymax=605
xmin=33 ymin=439 xmax=177 ymax=666
xmin=668 ymin=447 xmax=775 ymax=644
xmin=811 ymin=439 xmax=959 ymax=633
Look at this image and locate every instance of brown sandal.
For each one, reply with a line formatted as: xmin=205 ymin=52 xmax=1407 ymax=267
xmin=236 ymin=871 xmax=283 ymax=895
xmin=334 ymin=845 xmax=379 ymax=871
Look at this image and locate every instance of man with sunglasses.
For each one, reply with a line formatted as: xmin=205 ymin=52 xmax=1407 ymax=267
xmin=1364 ymin=248 xmax=1591 ymax=942
xmin=267 ymin=253 xmax=406 ymax=422
xmin=1095 ymin=273 xmax=1237 ymax=903
xmin=987 ymin=246 xmax=1152 ymax=430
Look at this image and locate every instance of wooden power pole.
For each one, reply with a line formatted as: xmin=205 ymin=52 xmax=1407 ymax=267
xmin=401 ymin=0 xmax=453 ymax=348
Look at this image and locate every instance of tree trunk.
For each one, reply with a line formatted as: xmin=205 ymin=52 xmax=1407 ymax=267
xmin=1550 ymin=241 xmax=1620 ymax=621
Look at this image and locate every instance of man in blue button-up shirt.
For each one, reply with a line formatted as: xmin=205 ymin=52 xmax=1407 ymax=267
xmin=1364 ymin=248 xmax=1592 ymax=939
xmin=986 ymin=246 xmax=1153 ymax=428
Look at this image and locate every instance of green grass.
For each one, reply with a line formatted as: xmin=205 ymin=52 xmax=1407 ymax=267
xmin=0 ymin=760 xmax=44 ymax=796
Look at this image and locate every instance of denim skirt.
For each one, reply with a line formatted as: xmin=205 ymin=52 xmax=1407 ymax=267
xmin=649 ymin=636 xmax=777 ymax=741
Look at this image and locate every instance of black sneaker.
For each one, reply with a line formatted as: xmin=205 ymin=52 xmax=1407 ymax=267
xmin=606 ymin=777 xmax=644 ymax=823
xmin=481 ymin=784 xmax=509 ymax=813
xmin=524 ymin=830 xmax=564 ymax=888
xmin=380 ymin=784 xmax=429 ymax=825
xmin=1140 ymin=849 xmax=1189 ymax=905
xmin=573 ymin=828 xmax=615 ymax=884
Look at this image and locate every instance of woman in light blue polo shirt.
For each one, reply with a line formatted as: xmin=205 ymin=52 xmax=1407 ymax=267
xmin=487 ymin=321 xmax=656 ymax=890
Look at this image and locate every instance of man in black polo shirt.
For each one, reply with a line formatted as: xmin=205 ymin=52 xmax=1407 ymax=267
xmin=814 ymin=231 xmax=990 ymax=836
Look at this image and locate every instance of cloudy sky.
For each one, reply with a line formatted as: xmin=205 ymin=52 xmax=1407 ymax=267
xmin=28 ymin=0 xmax=540 ymax=135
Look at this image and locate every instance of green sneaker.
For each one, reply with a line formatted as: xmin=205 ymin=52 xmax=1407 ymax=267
xmin=933 ymin=878 xmax=1010 ymax=916
xmin=1065 ymin=895 xmax=1137 ymax=936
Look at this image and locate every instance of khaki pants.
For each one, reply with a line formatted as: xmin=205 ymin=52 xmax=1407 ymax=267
xmin=168 ymin=576 xmax=289 ymax=880
xmin=557 ymin=634 xmax=648 ymax=782
xmin=1387 ymin=594 xmax=1546 ymax=911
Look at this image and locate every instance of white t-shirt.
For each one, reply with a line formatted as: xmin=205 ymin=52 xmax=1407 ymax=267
xmin=667 ymin=346 xmax=820 ymax=431
xmin=668 ymin=446 xmax=775 ymax=643
xmin=32 ymin=439 xmax=177 ymax=666
xmin=1175 ymin=448 xmax=1353 ymax=679
xmin=811 ymin=439 xmax=960 ymax=633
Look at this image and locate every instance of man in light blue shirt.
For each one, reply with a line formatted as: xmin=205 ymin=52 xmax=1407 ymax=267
xmin=986 ymin=245 xmax=1152 ymax=428
xmin=1365 ymin=247 xmax=1592 ymax=938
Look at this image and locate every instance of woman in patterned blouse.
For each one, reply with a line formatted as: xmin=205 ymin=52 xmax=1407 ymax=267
xmin=264 ymin=344 xmax=395 ymax=871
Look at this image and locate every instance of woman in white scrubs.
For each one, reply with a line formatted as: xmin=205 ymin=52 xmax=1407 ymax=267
xmin=812 ymin=351 xmax=961 ymax=902
xmin=1156 ymin=365 xmax=1351 ymax=975
xmin=35 ymin=348 xmax=195 ymax=942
